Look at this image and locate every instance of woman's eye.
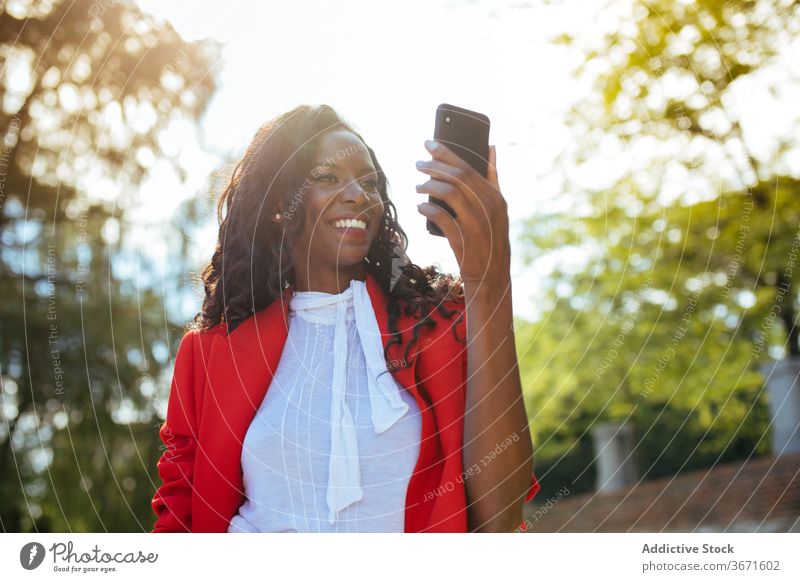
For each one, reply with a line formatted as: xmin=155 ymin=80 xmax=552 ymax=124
xmin=315 ymin=173 xmax=378 ymax=191
xmin=361 ymin=179 xmax=379 ymax=190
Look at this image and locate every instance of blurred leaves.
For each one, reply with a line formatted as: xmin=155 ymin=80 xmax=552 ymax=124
xmin=519 ymin=0 xmax=797 ymax=490
xmin=0 ymin=0 xmax=219 ymax=531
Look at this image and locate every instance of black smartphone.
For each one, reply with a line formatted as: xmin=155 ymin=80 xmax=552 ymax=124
xmin=426 ymin=103 xmax=491 ymax=237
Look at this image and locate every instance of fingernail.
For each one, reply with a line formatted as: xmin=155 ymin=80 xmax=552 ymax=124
xmin=415 ymin=160 xmax=425 ymax=168
xmin=415 ymin=184 xmax=423 ymax=192
xmin=425 ymin=140 xmax=437 ymax=150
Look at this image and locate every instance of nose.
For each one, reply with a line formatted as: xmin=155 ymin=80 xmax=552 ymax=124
xmin=338 ymin=179 xmax=369 ymax=204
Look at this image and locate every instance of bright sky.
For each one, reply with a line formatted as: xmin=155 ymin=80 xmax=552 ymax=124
xmin=130 ymin=0 xmax=617 ymax=321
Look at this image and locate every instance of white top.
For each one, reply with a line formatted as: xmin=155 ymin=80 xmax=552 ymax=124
xmin=227 ymin=279 xmax=422 ymax=532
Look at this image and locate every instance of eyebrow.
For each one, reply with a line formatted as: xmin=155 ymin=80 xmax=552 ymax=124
xmin=318 ymin=162 xmax=378 ymax=175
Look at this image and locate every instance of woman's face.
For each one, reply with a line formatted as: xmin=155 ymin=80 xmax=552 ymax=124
xmin=290 ymin=129 xmax=385 ymax=282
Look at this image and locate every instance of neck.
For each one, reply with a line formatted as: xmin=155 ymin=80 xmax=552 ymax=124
xmin=293 ymin=263 xmax=367 ymax=294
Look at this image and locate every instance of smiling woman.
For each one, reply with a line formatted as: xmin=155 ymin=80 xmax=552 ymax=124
xmin=195 ymin=104 xmax=465 ymax=361
xmin=150 ymin=104 xmax=539 ymax=533
xmin=288 ymin=129 xmax=388 ymax=291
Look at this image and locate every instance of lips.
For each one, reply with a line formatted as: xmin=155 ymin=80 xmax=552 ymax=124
xmin=329 ymin=220 xmax=368 ymax=240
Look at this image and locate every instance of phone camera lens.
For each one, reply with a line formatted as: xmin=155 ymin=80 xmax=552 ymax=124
xmin=445 ymin=116 xmax=451 ymax=123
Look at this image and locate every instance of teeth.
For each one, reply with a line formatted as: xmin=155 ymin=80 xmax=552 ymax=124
xmin=331 ymin=218 xmax=367 ymax=230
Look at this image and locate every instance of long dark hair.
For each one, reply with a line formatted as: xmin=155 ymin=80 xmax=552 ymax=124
xmin=193 ymin=104 xmax=466 ymax=377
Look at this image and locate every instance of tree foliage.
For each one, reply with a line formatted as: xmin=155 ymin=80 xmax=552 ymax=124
xmin=0 ymin=0 xmax=220 ymax=531
xmin=518 ymin=0 xmax=798 ymax=495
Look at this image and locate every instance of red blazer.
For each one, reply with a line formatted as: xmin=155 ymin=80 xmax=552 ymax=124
xmin=151 ymin=271 xmax=540 ymax=532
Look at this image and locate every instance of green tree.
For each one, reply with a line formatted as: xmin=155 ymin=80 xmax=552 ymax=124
xmin=518 ymin=0 xmax=798 ymax=495
xmin=0 ymin=0 xmax=220 ymax=531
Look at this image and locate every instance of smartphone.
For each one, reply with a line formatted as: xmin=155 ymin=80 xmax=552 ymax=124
xmin=426 ymin=103 xmax=491 ymax=237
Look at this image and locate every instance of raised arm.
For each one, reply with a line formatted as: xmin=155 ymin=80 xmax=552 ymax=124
xmin=416 ymin=141 xmax=537 ymax=532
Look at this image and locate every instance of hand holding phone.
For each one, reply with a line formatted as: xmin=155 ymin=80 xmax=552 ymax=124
xmin=416 ymin=105 xmax=511 ymax=284
xmin=425 ymin=103 xmax=491 ymax=237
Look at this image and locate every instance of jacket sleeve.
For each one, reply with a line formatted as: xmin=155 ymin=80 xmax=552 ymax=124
xmin=151 ymin=330 xmax=200 ymax=533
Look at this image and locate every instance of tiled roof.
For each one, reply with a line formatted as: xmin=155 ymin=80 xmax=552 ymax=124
xmin=522 ymin=452 xmax=800 ymax=532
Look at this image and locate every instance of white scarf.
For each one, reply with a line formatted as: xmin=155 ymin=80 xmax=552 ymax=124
xmin=289 ymin=278 xmax=410 ymax=524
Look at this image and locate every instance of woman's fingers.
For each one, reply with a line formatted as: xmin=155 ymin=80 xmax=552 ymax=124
xmin=415 ymin=158 xmax=481 ymax=211
xmin=415 ymin=140 xmax=510 ymax=283
xmin=424 ymin=139 xmax=483 ymax=182
xmin=415 ymin=178 xmax=472 ymax=221
xmin=417 ymin=200 xmax=463 ymax=256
